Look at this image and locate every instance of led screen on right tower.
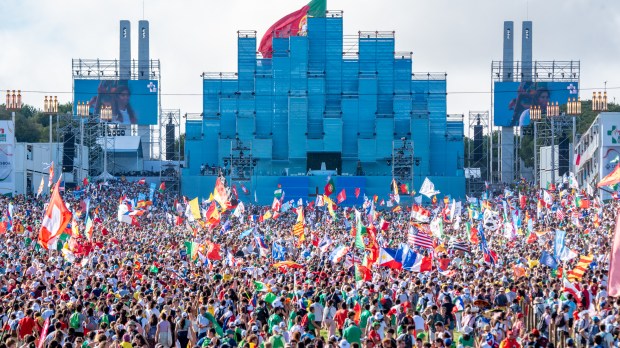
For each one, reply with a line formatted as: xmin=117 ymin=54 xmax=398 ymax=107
xmin=493 ymin=81 xmax=579 ymax=127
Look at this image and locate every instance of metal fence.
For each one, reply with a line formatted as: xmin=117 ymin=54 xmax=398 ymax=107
xmin=522 ymin=299 xmax=568 ymax=348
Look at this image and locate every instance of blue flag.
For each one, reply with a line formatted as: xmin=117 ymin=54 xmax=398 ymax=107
xmin=272 ymin=241 xmax=286 ymax=261
xmin=149 ymin=183 xmax=156 ymax=201
xmin=539 ymin=250 xmax=558 ymax=269
xmin=554 ymin=230 xmax=566 ymax=260
xmin=238 ymin=227 xmax=254 ymax=240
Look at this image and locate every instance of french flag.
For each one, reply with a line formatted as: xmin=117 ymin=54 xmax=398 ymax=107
xmin=396 ymin=244 xmax=433 ymax=272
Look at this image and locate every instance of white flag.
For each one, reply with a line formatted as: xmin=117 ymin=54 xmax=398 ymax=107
xmin=569 ymin=172 xmax=579 ymax=189
xmin=37 ymin=177 xmax=45 ymax=197
xmin=419 ymin=177 xmax=440 ymax=198
xmin=414 ymin=195 xmax=422 ymax=204
xmin=449 ymin=199 xmax=456 ymax=222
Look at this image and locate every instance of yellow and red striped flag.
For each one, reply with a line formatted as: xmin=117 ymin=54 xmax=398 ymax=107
xmin=567 ymin=254 xmax=594 ymax=281
xmin=292 ymin=222 xmax=305 ymax=241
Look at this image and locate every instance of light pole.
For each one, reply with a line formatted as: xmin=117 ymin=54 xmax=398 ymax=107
xmin=43 ymin=96 xmax=58 ymax=172
xmin=6 ymin=90 xmax=22 ymax=195
xmin=547 ymin=102 xmax=560 ymax=185
xmin=530 ymin=105 xmax=542 ymax=186
xmin=99 ymin=105 xmax=113 ymax=179
xmin=76 ymin=102 xmax=89 ymax=183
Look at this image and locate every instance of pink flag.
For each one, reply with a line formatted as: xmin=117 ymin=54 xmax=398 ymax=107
xmin=608 ymin=209 xmax=620 ymax=296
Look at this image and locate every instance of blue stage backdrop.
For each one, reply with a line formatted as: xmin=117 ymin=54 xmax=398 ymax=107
xmin=73 ymin=79 xmax=159 ymax=125
xmin=494 ymin=81 xmax=579 ymax=127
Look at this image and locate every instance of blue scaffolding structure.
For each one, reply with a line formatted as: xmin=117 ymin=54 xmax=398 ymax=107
xmin=183 ymin=11 xmax=464 ymax=205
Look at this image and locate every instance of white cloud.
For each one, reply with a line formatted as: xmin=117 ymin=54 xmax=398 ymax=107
xmin=0 ymin=0 xmax=619 ymax=120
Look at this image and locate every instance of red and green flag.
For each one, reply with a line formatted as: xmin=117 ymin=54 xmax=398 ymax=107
xmin=258 ymin=0 xmax=327 ymax=58
xmin=324 ymin=177 xmax=335 ymax=196
xmin=158 ymin=182 xmax=166 ymax=193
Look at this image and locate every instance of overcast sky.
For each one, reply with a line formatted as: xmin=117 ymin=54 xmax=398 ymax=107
xmin=1 ymin=0 xmax=619 ymax=123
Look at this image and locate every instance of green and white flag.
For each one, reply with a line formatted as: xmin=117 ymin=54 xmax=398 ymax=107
xmin=254 ymin=280 xmax=269 ymax=292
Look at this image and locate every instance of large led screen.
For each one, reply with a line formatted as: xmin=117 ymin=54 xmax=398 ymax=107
xmin=74 ymin=79 xmax=158 ymax=125
xmin=494 ymin=81 xmax=579 ymax=127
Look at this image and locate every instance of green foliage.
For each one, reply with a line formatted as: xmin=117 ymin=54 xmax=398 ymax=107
xmin=0 ymin=102 xmax=72 ymax=143
xmin=175 ymin=133 xmax=186 ymax=160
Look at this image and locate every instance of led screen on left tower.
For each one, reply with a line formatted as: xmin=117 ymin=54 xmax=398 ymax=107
xmin=73 ymin=79 xmax=159 ymax=125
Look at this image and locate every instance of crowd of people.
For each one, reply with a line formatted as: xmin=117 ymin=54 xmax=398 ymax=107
xmin=0 ymin=176 xmax=617 ymax=348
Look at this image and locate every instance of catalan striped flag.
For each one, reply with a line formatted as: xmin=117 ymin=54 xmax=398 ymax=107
xmin=567 ymin=254 xmax=594 ymax=281
xmin=292 ymin=222 xmax=305 ymax=241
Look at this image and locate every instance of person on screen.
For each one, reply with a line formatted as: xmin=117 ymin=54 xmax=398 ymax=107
xmin=113 ymin=85 xmax=137 ymax=124
xmin=508 ymin=82 xmax=534 ymax=127
xmin=93 ymin=80 xmax=115 ymax=116
xmin=517 ymin=86 xmax=551 ymax=127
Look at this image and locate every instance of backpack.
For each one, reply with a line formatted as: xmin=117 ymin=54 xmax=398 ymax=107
xmin=537 ymin=316 xmax=548 ymax=332
xmin=403 ymin=334 xmax=413 ymax=348
xmin=255 ymin=307 xmax=268 ymax=325
xmin=70 ymin=312 xmax=81 ymax=329
xmin=555 ymin=315 xmax=566 ymax=327
xmin=85 ymin=316 xmax=98 ymax=331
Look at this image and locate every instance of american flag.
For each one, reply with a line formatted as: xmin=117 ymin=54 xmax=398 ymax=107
xmin=409 ymin=226 xmax=433 ymax=249
xmin=555 ymin=209 xmax=566 ymax=220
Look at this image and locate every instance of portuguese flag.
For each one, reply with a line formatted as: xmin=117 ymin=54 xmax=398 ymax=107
xmin=324 ymin=177 xmax=335 ymax=196
xmin=258 ymin=0 xmax=327 ymax=58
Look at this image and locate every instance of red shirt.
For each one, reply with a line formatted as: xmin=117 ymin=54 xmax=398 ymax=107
xmin=368 ymin=330 xmax=381 ymax=348
xmin=18 ymin=316 xmax=35 ymax=338
xmin=334 ymin=310 xmax=348 ymax=329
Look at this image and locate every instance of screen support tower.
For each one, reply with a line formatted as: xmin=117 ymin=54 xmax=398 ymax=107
xmin=390 ymin=138 xmax=414 ymax=198
xmin=223 ymin=137 xmax=258 ymax=199
xmin=532 ymin=115 xmax=575 ymax=187
xmin=55 ymin=113 xmax=80 ymax=185
xmin=159 ymin=109 xmax=181 ymax=192
xmin=466 ymin=111 xmax=490 ymax=196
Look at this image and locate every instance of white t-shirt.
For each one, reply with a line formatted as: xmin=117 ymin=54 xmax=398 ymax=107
xmin=310 ymin=303 xmax=324 ymax=321
xmin=197 ymin=314 xmax=209 ymax=334
xmin=413 ymin=315 xmax=425 ymax=331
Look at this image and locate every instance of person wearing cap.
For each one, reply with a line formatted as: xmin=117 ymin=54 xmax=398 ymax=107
xmin=342 ymin=317 xmax=362 ymax=347
xmin=269 ymin=325 xmax=285 ymax=348
xmin=575 ymin=310 xmax=591 ymax=347
xmin=120 ymin=333 xmax=133 ymax=348
xmin=176 ymin=312 xmax=191 ymax=348
xmin=498 ymin=329 xmax=520 ymax=348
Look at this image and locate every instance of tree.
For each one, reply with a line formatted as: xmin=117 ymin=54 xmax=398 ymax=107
xmin=1 ymin=102 xmax=73 ymax=143
xmin=517 ymin=100 xmax=620 ymax=166
xmin=174 ymin=133 xmax=185 ymax=160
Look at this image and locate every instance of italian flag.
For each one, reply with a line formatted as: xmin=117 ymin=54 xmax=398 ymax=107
xmin=258 ymin=0 xmax=327 ymax=58
xmin=354 ymin=210 xmax=366 ymax=250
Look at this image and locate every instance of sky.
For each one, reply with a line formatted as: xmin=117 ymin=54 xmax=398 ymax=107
xmin=1 ymin=0 xmax=620 ymax=125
